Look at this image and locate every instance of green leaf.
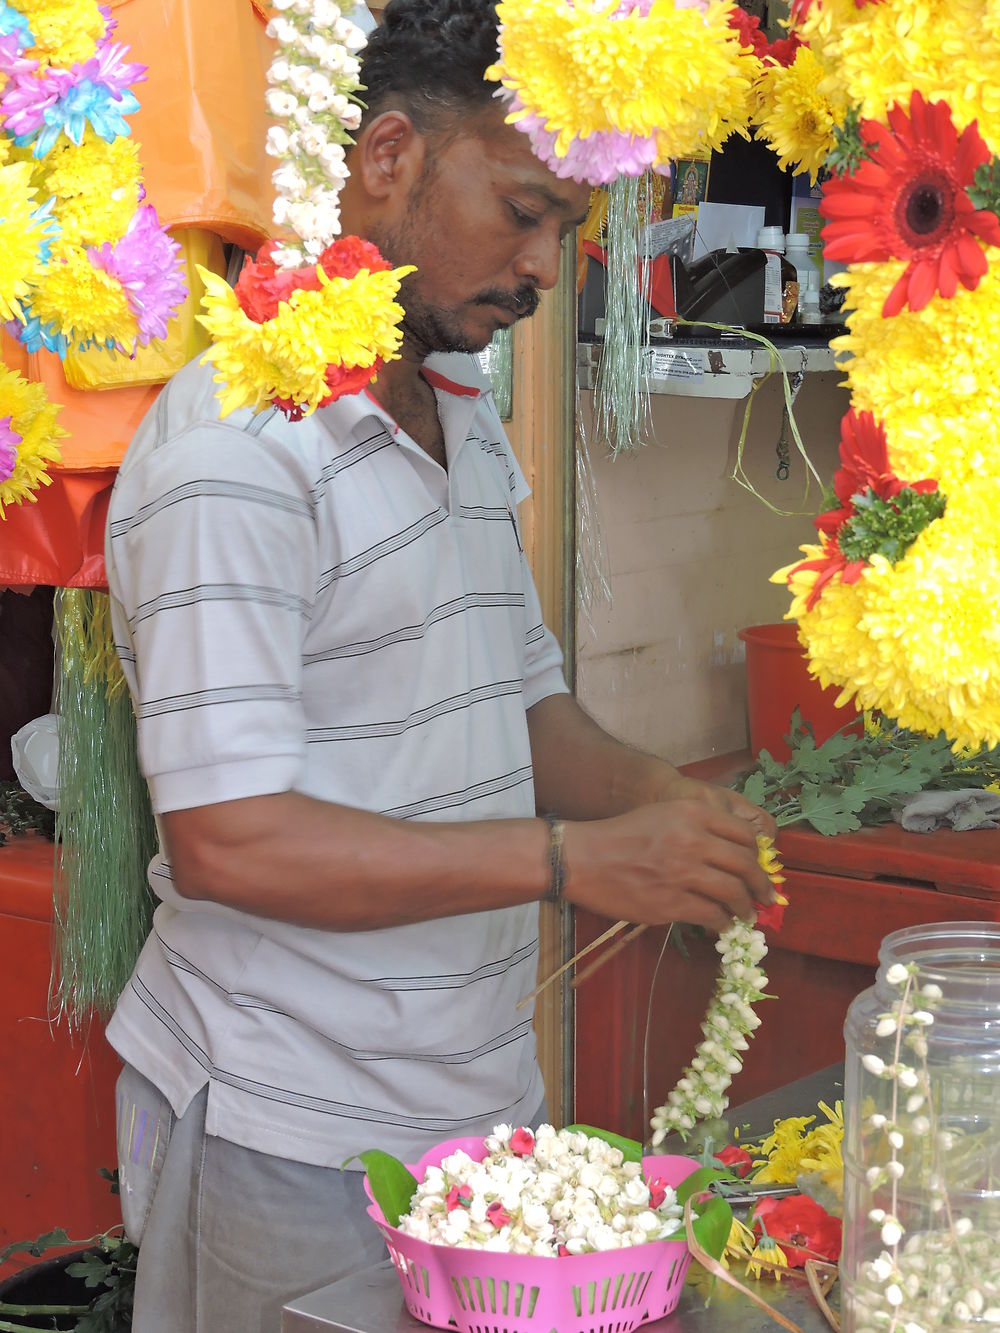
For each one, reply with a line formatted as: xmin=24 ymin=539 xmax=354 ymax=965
xmin=343 ymin=1150 xmax=418 ymax=1227
xmin=674 ymin=1164 xmax=734 ymax=1205
xmin=564 ymin=1125 xmax=642 ymax=1163
xmin=0 ymin=1228 xmax=74 ymax=1263
xmin=845 ymin=753 xmax=927 ymax=805
xmin=740 ymin=771 xmax=767 ymax=807
xmin=798 ymin=781 xmax=866 ymax=835
xmin=662 ymin=1195 xmax=734 ymax=1261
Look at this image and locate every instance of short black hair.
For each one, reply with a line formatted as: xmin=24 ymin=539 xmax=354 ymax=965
xmin=358 ymin=0 xmax=501 ymax=135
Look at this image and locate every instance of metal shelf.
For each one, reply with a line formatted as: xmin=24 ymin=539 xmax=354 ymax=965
xmin=577 ymin=333 xmax=844 ymax=401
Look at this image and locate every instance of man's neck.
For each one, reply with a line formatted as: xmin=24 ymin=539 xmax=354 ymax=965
xmin=370 ymin=349 xmax=447 ymax=469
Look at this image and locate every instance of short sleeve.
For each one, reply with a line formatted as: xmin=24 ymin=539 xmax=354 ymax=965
xmin=106 ymin=423 xmax=320 ymax=813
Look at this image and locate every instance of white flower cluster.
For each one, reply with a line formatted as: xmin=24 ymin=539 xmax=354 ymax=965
xmin=856 ymin=1228 xmax=1000 ymax=1331
xmin=264 ymin=0 xmax=368 ymax=264
xmin=396 ymin=1124 xmax=683 ymax=1257
xmin=650 ymin=919 xmax=768 ymax=1143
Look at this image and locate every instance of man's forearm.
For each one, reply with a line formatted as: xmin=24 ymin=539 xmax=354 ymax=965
xmin=162 ymin=792 xmax=551 ymax=930
xmin=527 ymin=693 xmax=683 ymax=819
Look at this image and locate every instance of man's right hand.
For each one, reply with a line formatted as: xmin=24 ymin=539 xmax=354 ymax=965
xmin=561 ymin=799 xmax=776 ymax=932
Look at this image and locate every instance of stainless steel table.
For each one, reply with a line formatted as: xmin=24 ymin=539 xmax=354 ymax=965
xmin=283 ymin=1064 xmax=844 ymax=1333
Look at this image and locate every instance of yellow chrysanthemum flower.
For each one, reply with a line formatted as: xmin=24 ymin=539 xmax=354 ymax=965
xmin=488 ymin=0 xmax=754 ymax=166
xmin=747 ymin=1236 xmax=789 ymax=1281
xmin=30 ymin=244 xmax=137 ymax=350
xmin=0 ymin=160 xmax=48 ymax=323
xmin=753 ymin=45 xmax=846 ymax=182
xmin=797 ymin=0 xmax=1000 ymax=153
xmin=196 ymin=262 xmax=415 ymax=418
xmin=0 ymin=365 xmax=65 ymax=517
xmin=39 ymin=133 xmax=142 ymax=248
xmin=833 ymin=261 xmax=1000 ymax=493
xmin=16 ymin=0 xmax=106 ymax=68
xmin=799 ymin=1099 xmax=844 ymax=1200
xmin=776 ymin=483 xmax=1000 ymax=749
xmin=752 ymin=1114 xmax=817 ymax=1184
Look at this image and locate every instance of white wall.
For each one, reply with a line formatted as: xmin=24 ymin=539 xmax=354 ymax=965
xmin=575 ymin=369 xmax=848 ymax=764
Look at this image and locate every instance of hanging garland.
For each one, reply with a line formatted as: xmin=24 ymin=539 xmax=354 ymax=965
xmin=769 ymin=0 xmax=1000 ymax=751
xmin=197 ymin=0 xmax=413 ymax=419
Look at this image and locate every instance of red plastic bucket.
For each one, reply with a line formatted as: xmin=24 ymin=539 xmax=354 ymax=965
xmin=738 ymin=621 xmax=861 ymax=761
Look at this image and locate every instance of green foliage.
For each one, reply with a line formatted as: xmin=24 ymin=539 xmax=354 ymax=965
xmin=826 ymin=106 xmax=875 ymax=177
xmin=737 ymin=711 xmax=1000 ymax=835
xmin=343 ymin=1150 xmax=417 ymax=1228
xmin=837 ymin=487 xmax=947 ymax=566
xmin=0 ymin=1233 xmax=135 ymax=1333
xmin=0 ymin=781 xmax=56 ymax=846
xmin=967 ymin=156 xmax=1000 ymax=213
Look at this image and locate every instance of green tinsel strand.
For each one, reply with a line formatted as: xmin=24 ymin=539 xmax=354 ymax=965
xmin=52 ymin=590 xmax=156 ymax=1029
xmin=592 ymin=173 xmax=653 ymax=457
xmin=485 ymin=324 xmax=514 ymax=419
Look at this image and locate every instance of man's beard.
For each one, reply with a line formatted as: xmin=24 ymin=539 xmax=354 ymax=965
xmin=369 ymin=202 xmax=540 ymax=356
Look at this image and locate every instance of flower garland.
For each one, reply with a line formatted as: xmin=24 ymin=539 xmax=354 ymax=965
xmin=198 ymin=0 xmax=412 ymax=419
xmin=0 ymin=0 xmax=188 ymax=510
xmin=650 ymin=835 xmax=787 ymax=1143
xmin=397 ymin=1124 xmax=684 ymax=1256
xmin=0 ymin=360 xmax=65 ymax=515
xmin=486 ymin=0 xmax=759 ymax=186
xmin=770 ymin=0 xmax=1000 ymax=751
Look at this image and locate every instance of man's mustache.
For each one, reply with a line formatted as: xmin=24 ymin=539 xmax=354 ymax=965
xmin=474 ymin=287 xmax=540 ymax=319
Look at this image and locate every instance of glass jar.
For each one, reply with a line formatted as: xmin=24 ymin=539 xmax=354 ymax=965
xmin=842 ymin=922 xmax=1000 ymax=1332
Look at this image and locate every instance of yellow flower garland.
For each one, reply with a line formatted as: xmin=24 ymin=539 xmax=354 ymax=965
xmin=196 ymin=262 xmax=415 ymax=418
xmin=0 ymin=160 xmax=48 ymax=323
xmin=0 ymin=364 xmax=65 ymax=516
xmin=37 ymin=133 xmax=143 ymax=248
xmin=753 ymin=44 xmax=846 ymax=182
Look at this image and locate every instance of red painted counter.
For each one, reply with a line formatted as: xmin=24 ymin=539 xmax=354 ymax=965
xmin=573 ymin=753 xmax=1000 ymax=1141
xmin=0 ymin=835 xmax=122 ymax=1274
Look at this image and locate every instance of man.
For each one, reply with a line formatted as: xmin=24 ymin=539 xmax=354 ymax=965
xmin=105 ymin=1 xmax=775 ymax=1328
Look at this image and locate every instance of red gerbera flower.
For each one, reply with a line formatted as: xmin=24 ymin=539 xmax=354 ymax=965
xmin=765 ymin=32 xmax=804 ymax=67
xmin=752 ymin=1194 xmax=842 ymax=1266
xmin=821 ymin=90 xmax=1000 ymax=316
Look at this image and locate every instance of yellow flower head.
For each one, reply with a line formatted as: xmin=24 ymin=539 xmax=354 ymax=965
xmin=752 ymin=1114 xmax=816 ymax=1184
xmin=196 ymin=261 xmax=415 ymax=417
xmin=0 ymin=160 xmax=48 ymax=323
xmin=0 ymin=365 xmax=65 ymax=517
xmin=799 ymin=1099 xmax=844 ymax=1200
xmin=487 ymin=0 xmax=755 ymax=172
xmin=796 ymin=0 xmax=1000 ymax=154
xmin=756 ymin=834 xmax=786 ymax=888
xmin=30 ymin=244 xmax=137 ymax=351
xmin=722 ymin=1215 xmax=757 ymax=1268
xmin=753 ymin=44 xmax=846 ymax=181
xmin=39 ymin=132 xmax=142 ymax=248
xmin=747 ymin=1236 xmax=789 ymax=1281
xmin=16 ymin=0 xmax=106 ymax=68
xmin=834 ymin=260 xmax=1000 ymax=494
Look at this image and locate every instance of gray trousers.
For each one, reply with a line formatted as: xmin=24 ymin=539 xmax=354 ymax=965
xmin=116 ymin=1064 xmax=389 ymax=1333
xmin=117 ymin=1064 xmax=547 ymax=1333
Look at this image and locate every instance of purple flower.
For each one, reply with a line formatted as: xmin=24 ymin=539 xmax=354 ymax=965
xmin=500 ymin=96 xmax=665 ymax=184
xmin=89 ymin=205 xmax=187 ymax=346
xmin=0 ymin=29 xmax=36 ymax=77
xmin=2 ymin=38 xmax=145 ymax=153
xmin=0 ymin=415 xmax=21 ymax=483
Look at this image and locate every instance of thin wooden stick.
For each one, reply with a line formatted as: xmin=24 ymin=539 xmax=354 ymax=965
xmin=805 ymin=1261 xmax=840 ymax=1333
xmin=571 ymin=923 xmax=648 ymax=989
xmin=516 ymin=918 xmax=629 ymax=1010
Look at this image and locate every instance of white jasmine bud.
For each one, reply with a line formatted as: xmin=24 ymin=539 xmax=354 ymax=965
xmin=881 ymin=1218 xmax=904 ymax=1247
xmin=863 ymin=1055 xmax=886 ymax=1076
xmin=886 ymin=963 xmax=910 ymax=986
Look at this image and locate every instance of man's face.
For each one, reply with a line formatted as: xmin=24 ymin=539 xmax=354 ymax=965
xmin=369 ymin=109 xmax=592 ymax=356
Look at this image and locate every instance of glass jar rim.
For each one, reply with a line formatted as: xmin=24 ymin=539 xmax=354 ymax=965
xmin=879 ymin=920 xmax=1000 ymax=994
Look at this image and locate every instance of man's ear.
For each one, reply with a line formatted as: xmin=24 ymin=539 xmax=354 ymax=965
xmin=353 ymin=109 xmax=426 ymax=201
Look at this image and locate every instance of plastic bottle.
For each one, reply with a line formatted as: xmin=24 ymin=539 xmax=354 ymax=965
xmin=755 ymin=226 xmax=797 ymax=324
xmin=783 ymin=233 xmax=819 ymax=318
xmin=842 ymin=922 xmax=1000 ymax=1333
xmin=798 ymin=286 xmax=822 ymax=326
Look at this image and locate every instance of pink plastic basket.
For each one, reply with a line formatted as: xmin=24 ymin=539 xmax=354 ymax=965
xmin=365 ymin=1135 xmax=699 ymax=1333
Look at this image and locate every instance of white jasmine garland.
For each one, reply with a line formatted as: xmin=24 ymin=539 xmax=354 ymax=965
xmin=650 ymin=918 xmax=770 ymax=1144
xmin=264 ymin=0 xmax=367 ymax=265
xmin=396 ymin=1125 xmax=683 ymax=1257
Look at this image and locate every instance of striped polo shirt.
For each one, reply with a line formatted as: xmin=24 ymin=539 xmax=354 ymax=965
xmin=104 ymin=351 xmax=569 ymax=1167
